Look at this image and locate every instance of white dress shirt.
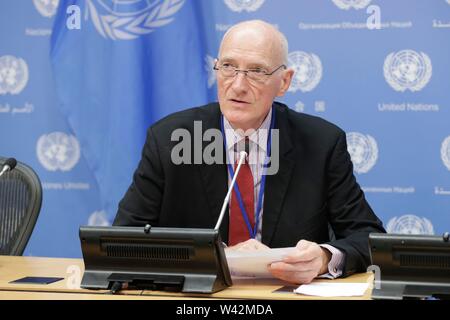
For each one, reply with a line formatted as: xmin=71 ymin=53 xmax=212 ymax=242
xmin=223 ymin=110 xmax=344 ymax=278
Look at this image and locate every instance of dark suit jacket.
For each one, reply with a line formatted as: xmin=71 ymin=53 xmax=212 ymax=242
xmin=114 ymin=102 xmax=385 ymax=276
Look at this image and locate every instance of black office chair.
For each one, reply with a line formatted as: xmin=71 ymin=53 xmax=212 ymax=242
xmin=0 ymin=157 xmax=42 ymax=255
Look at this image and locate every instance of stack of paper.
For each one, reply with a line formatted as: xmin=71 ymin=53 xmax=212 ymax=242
xmin=225 ymin=247 xmax=296 ymax=278
xmin=294 ymin=282 xmax=370 ymax=297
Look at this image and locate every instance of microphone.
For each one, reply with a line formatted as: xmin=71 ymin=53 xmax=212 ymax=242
xmin=0 ymin=158 xmax=17 ymax=178
xmin=214 ymin=151 xmax=247 ymax=231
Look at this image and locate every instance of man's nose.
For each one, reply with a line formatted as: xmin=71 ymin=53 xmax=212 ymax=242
xmin=230 ymin=71 xmax=250 ymax=94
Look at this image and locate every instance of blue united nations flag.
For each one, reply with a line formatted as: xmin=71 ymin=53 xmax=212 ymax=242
xmin=50 ymin=0 xmax=216 ymax=219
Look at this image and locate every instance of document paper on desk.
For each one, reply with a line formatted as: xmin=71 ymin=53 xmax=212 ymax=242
xmin=225 ymin=247 xmax=296 ymax=278
xmin=294 ymin=282 xmax=370 ymax=297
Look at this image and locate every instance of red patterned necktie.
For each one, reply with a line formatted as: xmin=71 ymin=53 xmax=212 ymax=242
xmin=229 ymin=138 xmax=254 ymax=246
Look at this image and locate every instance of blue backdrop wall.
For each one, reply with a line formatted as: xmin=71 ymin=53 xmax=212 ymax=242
xmin=0 ymin=0 xmax=449 ymax=258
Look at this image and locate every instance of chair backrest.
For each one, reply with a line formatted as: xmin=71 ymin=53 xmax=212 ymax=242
xmin=0 ymin=157 xmax=42 ymax=255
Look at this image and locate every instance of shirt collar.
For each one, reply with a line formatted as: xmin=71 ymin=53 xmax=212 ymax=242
xmin=223 ymin=107 xmax=272 ymax=152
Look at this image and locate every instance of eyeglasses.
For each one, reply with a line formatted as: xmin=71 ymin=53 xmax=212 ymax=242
xmin=213 ymin=60 xmax=286 ymax=82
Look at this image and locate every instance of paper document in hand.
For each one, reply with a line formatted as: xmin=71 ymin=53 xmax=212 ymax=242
xmin=294 ymin=282 xmax=370 ymax=297
xmin=225 ymin=247 xmax=296 ymax=278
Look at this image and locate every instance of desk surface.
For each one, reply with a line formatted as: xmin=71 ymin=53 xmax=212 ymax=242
xmin=0 ymin=256 xmax=373 ymax=300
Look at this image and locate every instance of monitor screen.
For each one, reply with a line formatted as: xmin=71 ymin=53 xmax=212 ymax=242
xmin=369 ymin=232 xmax=450 ymax=299
xmin=79 ymin=225 xmax=232 ymax=294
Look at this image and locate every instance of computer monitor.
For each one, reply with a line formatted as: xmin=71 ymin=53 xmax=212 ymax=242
xmin=79 ymin=225 xmax=232 ymax=293
xmin=369 ymin=232 xmax=450 ymax=300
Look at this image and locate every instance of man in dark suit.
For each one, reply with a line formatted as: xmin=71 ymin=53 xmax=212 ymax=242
xmin=114 ymin=20 xmax=385 ymax=284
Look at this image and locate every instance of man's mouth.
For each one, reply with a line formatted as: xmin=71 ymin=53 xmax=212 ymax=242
xmin=229 ymin=98 xmax=250 ymax=104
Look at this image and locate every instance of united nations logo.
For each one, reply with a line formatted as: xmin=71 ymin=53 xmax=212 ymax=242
xmin=332 ymin=0 xmax=372 ymax=10
xmin=387 ymin=214 xmax=434 ymax=235
xmin=88 ymin=210 xmax=110 ymax=226
xmin=0 ymin=55 xmax=29 ymax=95
xmin=86 ymin=0 xmax=185 ymax=40
xmin=287 ymin=51 xmax=322 ymax=93
xmin=346 ymin=132 xmax=378 ymax=174
xmin=293 ymin=101 xmax=305 ymax=113
xmin=223 ymin=0 xmax=265 ymax=12
xmin=441 ymin=136 xmax=450 ymax=171
xmin=36 ymin=132 xmax=81 ymax=172
xmin=205 ymin=55 xmax=216 ymax=89
xmin=384 ymin=50 xmax=432 ymax=92
xmin=33 ymin=0 xmax=60 ymax=18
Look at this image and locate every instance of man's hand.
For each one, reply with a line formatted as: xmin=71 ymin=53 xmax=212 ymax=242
xmin=225 ymin=239 xmax=270 ymax=252
xmin=268 ymin=240 xmax=331 ymax=284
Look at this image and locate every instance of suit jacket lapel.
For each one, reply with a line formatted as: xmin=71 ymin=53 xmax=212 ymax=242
xmin=196 ymin=103 xmax=229 ymax=243
xmin=261 ymin=104 xmax=295 ymax=246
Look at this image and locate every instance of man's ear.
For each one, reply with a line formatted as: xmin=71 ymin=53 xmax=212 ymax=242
xmin=276 ymin=68 xmax=294 ymax=97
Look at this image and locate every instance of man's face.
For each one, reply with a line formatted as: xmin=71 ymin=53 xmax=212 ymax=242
xmin=216 ymin=28 xmax=292 ymax=132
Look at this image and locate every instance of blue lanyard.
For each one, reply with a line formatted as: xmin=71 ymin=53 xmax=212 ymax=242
xmin=220 ymin=107 xmax=275 ymax=239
